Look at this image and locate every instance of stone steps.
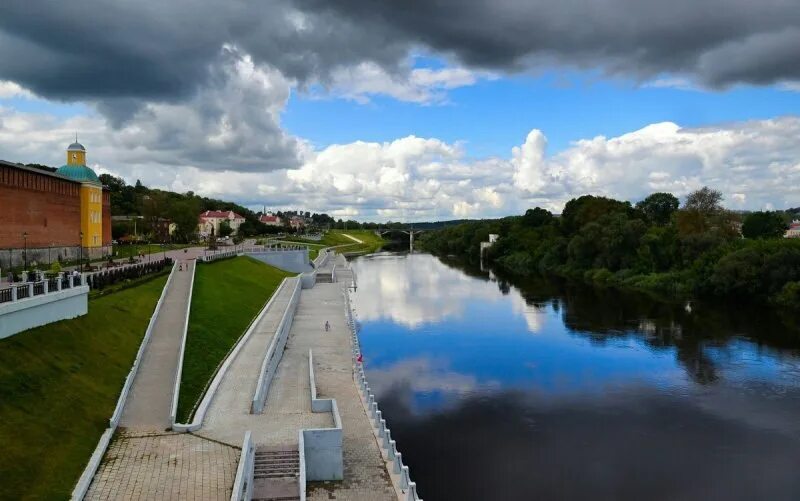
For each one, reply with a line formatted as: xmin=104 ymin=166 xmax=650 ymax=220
xmin=252 ymin=447 xmax=301 ymax=500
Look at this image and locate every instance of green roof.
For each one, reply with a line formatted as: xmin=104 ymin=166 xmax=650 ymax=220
xmin=55 ymin=164 xmax=101 ymax=184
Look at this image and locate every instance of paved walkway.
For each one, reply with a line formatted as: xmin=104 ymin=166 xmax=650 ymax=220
xmin=86 ymin=431 xmax=239 ymax=501
xmin=120 ymin=257 xmax=196 ymax=430
xmin=202 ymin=276 xmax=333 ymax=448
xmin=86 ymin=249 xmax=243 ymax=500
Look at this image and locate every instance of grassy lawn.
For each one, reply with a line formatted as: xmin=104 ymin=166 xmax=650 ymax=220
xmin=0 ymin=274 xmax=168 ymax=500
xmin=176 ymin=256 xmax=293 ymax=422
xmin=284 ymin=230 xmax=385 ymax=255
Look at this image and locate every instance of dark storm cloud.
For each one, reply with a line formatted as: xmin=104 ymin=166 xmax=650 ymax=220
xmin=0 ymin=0 xmax=407 ymax=109
xmin=2 ymin=0 xmax=799 ymax=114
xmin=299 ymin=0 xmax=800 ymax=86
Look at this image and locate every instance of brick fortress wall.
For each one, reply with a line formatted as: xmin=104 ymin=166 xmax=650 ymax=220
xmin=0 ymin=163 xmax=82 ymax=248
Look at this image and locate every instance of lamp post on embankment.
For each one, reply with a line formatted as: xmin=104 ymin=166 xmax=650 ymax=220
xmin=22 ymin=232 xmax=28 ymax=271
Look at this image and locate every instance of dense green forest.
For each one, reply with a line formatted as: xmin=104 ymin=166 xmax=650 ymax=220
xmin=418 ymin=188 xmax=800 ymax=309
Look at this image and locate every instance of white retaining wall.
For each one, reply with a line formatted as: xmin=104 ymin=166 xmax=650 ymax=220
xmin=0 ymin=283 xmax=89 ymax=339
xmin=230 ymin=431 xmax=255 ymax=501
xmin=251 ymin=277 xmax=302 ymax=413
xmin=71 ymin=263 xmax=178 ymax=500
xmin=246 ymin=248 xmax=311 ymax=273
xmin=303 ymin=349 xmax=344 ymax=481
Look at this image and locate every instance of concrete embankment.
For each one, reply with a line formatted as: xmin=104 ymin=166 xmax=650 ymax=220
xmin=76 ymin=250 xmax=415 ymax=500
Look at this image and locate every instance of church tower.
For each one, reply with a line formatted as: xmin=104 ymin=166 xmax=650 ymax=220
xmin=55 ymin=139 xmax=103 ymax=248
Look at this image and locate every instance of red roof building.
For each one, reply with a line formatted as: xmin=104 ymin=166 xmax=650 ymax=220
xmin=198 ymin=210 xmax=245 ymax=236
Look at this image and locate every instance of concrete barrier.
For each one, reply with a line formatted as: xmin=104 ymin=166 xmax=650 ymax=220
xmin=246 ymin=248 xmax=311 ymax=273
xmin=230 ymin=431 xmax=255 ymax=501
xmin=298 ymin=432 xmax=307 ymax=501
xmin=169 ymin=261 xmax=196 ymax=427
xmin=173 ymin=278 xmax=291 ymax=432
xmin=251 ymin=278 xmax=302 ymax=413
xmin=303 ymin=350 xmax=343 ymax=481
xmin=0 ymin=280 xmax=89 ymax=339
xmin=71 ymin=263 xmax=178 ymax=500
xmin=345 ymin=287 xmax=423 ymax=501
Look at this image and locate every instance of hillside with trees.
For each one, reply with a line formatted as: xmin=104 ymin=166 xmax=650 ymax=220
xmin=418 ymin=188 xmax=800 ymax=309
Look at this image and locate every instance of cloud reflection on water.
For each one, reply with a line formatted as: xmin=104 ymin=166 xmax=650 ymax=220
xmin=352 ymin=252 xmax=547 ymax=333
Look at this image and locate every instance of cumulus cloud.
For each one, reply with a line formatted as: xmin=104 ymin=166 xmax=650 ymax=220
xmin=322 ymin=63 xmax=492 ymax=104
xmin=1 ymin=94 xmax=798 ymax=218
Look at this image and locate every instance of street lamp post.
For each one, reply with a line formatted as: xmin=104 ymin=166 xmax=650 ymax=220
xmin=22 ymin=232 xmax=28 ymax=271
xmin=79 ymin=231 xmax=83 ymax=272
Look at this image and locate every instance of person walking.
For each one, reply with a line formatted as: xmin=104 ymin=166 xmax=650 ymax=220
xmin=325 ymin=321 xmax=330 ymax=332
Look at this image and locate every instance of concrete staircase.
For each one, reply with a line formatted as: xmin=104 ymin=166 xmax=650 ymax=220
xmin=315 ymin=272 xmax=333 ymax=283
xmin=252 ymin=448 xmax=301 ymax=501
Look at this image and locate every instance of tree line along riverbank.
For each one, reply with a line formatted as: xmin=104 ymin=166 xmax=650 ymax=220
xmin=417 ymin=188 xmax=800 ymax=310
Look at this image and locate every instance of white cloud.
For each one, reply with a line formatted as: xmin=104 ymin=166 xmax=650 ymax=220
xmin=2 ymin=69 xmax=799 ymax=219
xmin=0 ymin=81 xmax=33 ymax=99
xmin=321 ymin=62 xmax=492 ymax=104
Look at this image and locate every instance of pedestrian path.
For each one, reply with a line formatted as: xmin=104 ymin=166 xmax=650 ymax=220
xmin=85 ymin=253 xmax=242 ymax=500
xmin=119 ymin=259 xmax=195 ymax=430
xmin=307 ymin=258 xmax=396 ymax=500
xmin=202 ymin=276 xmax=332 ymax=447
xmin=85 ymin=431 xmax=239 ymax=501
xmin=200 ymin=277 xmax=327 ymax=447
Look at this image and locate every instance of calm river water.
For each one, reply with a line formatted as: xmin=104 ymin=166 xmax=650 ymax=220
xmin=350 ymin=252 xmax=800 ymax=501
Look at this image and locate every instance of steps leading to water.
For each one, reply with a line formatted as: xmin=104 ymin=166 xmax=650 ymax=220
xmin=252 ymin=448 xmax=300 ymax=501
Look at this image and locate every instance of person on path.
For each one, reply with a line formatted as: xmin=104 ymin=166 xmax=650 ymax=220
xmin=325 ymin=321 xmax=330 ymax=332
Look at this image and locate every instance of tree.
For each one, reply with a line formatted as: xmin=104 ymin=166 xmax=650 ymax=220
xmin=742 ymin=211 xmax=787 ymax=239
xmin=522 ymin=207 xmax=554 ymax=228
xmin=636 ymin=192 xmax=679 ymax=225
xmin=169 ymin=199 xmax=200 ymax=242
xmin=676 ymin=187 xmax=738 ymax=239
xmin=218 ymin=220 xmax=233 ymax=238
xmin=684 ymin=186 xmax=723 ymax=214
xmin=561 ymin=195 xmax=633 ymax=234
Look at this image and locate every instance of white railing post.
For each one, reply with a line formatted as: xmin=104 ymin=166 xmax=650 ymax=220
xmin=57 ymin=273 xmax=63 ymax=291
xmin=394 ymin=451 xmax=403 ymax=474
xmin=27 ymin=282 xmax=33 ymax=297
xmin=43 ymin=279 xmax=49 ymax=294
xmin=11 ymin=285 xmax=17 ymax=301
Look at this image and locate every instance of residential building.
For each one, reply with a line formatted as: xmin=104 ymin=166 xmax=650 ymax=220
xmin=198 ymin=210 xmax=245 ymax=237
xmin=785 ymin=220 xmax=800 ymax=239
xmin=259 ymin=213 xmax=283 ymax=226
xmin=289 ymin=215 xmax=306 ymax=230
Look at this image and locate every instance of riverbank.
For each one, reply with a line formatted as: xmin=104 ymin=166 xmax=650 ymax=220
xmin=417 ymin=202 xmax=800 ymax=310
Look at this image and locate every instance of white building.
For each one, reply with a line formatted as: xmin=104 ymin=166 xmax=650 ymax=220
xmin=785 ymin=220 xmax=800 ymax=239
xmin=198 ymin=210 xmax=245 ymax=237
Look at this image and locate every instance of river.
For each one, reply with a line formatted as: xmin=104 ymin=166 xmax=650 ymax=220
xmin=349 ymin=252 xmax=800 ymax=501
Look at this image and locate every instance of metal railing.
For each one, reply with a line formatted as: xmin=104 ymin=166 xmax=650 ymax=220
xmin=0 ymin=274 xmax=86 ymax=304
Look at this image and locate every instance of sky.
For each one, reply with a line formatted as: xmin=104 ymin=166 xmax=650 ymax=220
xmin=1 ymin=0 xmax=799 ymax=220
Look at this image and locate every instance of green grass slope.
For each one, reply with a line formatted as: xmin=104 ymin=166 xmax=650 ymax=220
xmin=176 ymin=256 xmax=292 ymax=422
xmin=0 ymin=274 xmax=168 ymax=500
xmin=285 ymin=229 xmax=385 ymax=255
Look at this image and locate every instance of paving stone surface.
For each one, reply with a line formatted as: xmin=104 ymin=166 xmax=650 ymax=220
xmin=85 ymin=431 xmax=239 ymax=501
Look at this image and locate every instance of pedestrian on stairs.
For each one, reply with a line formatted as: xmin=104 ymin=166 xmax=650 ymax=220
xmin=325 ymin=321 xmax=330 ymax=332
